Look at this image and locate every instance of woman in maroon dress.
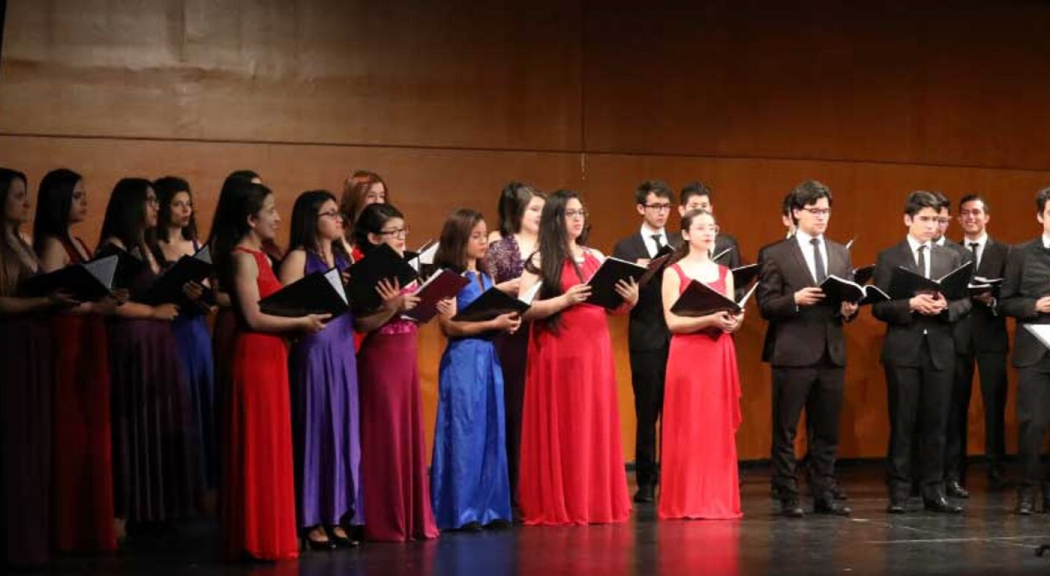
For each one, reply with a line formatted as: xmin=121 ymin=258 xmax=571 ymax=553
xmin=516 ymin=190 xmax=638 ymax=526
xmin=485 ymin=182 xmax=544 ymax=512
xmin=214 ymin=180 xmax=328 ymax=561
xmin=33 ymin=168 xmax=119 ymax=552
xmin=99 ymin=179 xmax=196 ymax=533
xmin=0 ymin=168 xmax=77 ymax=568
xmin=353 ymin=203 xmax=440 ymax=542
xmin=658 ymin=209 xmax=744 ymax=520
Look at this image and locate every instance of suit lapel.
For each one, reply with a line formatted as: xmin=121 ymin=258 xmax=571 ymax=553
xmin=826 ymin=241 xmax=844 ymax=278
xmin=898 ymin=241 xmax=920 ymax=274
xmin=787 ymin=238 xmax=815 ymax=286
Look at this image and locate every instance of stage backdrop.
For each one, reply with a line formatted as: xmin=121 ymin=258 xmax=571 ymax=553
xmin=3 ymin=0 xmax=1050 ymax=462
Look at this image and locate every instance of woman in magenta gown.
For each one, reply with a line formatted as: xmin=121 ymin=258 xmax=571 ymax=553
xmin=658 ymin=209 xmax=744 ymax=520
xmin=516 ymin=190 xmax=638 ymax=526
xmin=214 ymin=181 xmax=329 ymax=561
xmin=353 ymin=203 xmax=440 ymax=542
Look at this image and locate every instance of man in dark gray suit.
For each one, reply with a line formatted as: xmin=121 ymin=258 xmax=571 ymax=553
xmin=757 ymin=180 xmax=856 ymax=518
xmin=872 ymin=191 xmax=971 ymax=514
xmin=612 ymin=180 xmax=681 ymax=503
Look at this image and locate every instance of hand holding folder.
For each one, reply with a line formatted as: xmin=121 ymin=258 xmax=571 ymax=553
xmin=887 ymin=261 xmax=974 ymax=301
xmin=347 ymin=244 xmax=419 ymax=312
xmin=142 ymin=245 xmax=214 ymax=306
xmin=19 ymin=254 xmax=119 ymax=302
xmin=400 ymin=269 xmax=470 ymax=323
xmin=670 ymin=278 xmax=758 ymax=317
xmin=819 ymin=275 xmax=889 ymax=306
xmin=585 ymin=256 xmax=646 ymax=309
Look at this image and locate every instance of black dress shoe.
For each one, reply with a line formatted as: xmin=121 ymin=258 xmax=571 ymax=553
xmin=459 ymin=522 xmax=483 ymax=532
xmin=326 ymin=527 xmax=359 ymax=548
xmin=886 ymin=500 xmax=907 ymax=514
xmin=830 ymin=483 xmax=849 ymax=501
xmin=1017 ymin=489 xmax=1035 ymax=515
xmin=633 ymin=484 xmax=655 ymax=504
xmin=814 ymin=499 xmax=851 ymax=516
xmin=945 ymin=479 xmax=970 ymax=499
xmin=923 ymin=496 xmax=963 ymax=514
xmin=305 ymin=536 xmax=336 ymax=551
xmin=780 ymin=498 xmax=805 ymax=518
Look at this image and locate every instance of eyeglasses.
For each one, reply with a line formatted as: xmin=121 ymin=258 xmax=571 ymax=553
xmin=801 ymin=208 xmax=831 ymax=217
xmin=146 ymin=197 xmax=159 ymax=207
xmin=565 ymin=209 xmax=588 ymax=219
xmin=379 ymin=227 xmax=409 ymax=238
xmin=318 ymin=210 xmax=343 ymax=220
xmin=644 ymin=203 xmax=672 ymax=212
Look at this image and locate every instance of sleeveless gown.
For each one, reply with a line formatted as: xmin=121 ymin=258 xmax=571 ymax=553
xmin=221 ymin=248 xmax=298 ymax=560
xmin=518 ymin=251 xmax=631 ymax=525
xmin=290 ymin=251 xmax=362 ymax=529
xmin=50 ymin=237 xmax=116 ymax=552
xmin=430 ymin=271 xmax=512 ymax=529
xmin=658 ymin=263 xmax=742 ymax=520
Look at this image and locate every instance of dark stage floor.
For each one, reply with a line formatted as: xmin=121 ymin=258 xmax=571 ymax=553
xmin=32 ymin=462 xmax=1050 ymax=575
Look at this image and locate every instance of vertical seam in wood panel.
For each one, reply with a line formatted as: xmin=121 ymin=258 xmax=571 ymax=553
xmin=579 ymin=0 xmax=587 ymax=184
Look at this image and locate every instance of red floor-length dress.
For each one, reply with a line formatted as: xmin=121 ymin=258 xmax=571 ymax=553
xmin=221 ymin=248 xmax=298 ymax=560
xmin=658 ymin=264 xmax=742 ymax=520
xmin=50 ymin=237 xmax=117 ymax=552
xmin=518 ymin=251 xmax=632 ymax=525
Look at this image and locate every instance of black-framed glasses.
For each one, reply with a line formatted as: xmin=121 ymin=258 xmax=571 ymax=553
xmin=801 ymin=208 xmax=831 ymax=217
xmin=565 ymin=209 xmax=587 ymax=219
xmin=644 ymin=203 xmax=672 ymax=212
xmin=379 ymin=227 xmax=409 ymax=238
xmin=318 ymin=210 xmax=343 ymax=220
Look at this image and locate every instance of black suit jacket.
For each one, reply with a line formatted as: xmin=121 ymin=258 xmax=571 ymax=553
xmin=871 ymin=240 xmax=972 ymax=370
xmin=1000 ymin=239 xmax=1050 ymax=368
xmin=613 ymin=231 xmax=684 ymax=352
xmin=712 ymin=232 xmax=742 ymax=270
xmin=757 ymin=236 xmax=853 ymax=367
xmin=950 ymin=237 xmax=1010 ymax=355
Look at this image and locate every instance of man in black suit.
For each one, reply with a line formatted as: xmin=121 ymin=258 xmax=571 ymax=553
xmin=945 ymin=194 xmax=1011 ymax=496
xmin=999 ymin=187 xmax=1050 ymax=514
xmin=872 ymin=191 xmax=971 ymax=514
xmin=613 ymin=180 xmax=681 ymax=503
xmin=679 ymin=182 xmax=741 ymax=269
xmin=757 ymin=180 xmax=856 ymax=517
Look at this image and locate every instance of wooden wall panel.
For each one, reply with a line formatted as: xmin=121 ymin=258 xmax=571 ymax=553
xmin=0 ymin=0 xmax=582 ymax=150
xmin=5 ymin=1 xmax=1050 ymax=462
xmin=583 ymin=1 xmax=1050 ymax=169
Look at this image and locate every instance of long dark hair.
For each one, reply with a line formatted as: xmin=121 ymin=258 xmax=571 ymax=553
xmin=287 ymin=190 xmax=349 ymax=263
xmin=98 ymin=178 xmax=153 ymax=254
xmin=0 ymin=168 xmax=30 ymax=295
xmin=669 ymin=209 xmax=715 ymax=265
xmin=353 ymin=203 xmax=404 ymax=256
xmin=212 ymin=181 xmax=273 ymax=288
xmin=496 ymin=182 xmax=541 ymax=237
xmin=32 ymin=168 xmax=82 ymax=254
xmin=153 ymin=176 xmax=198 ymax=242
xmin=206 ymin=170 xmax=262 ymax=251
xmin=434 ymin=208 xmax=489 ymax=275
xmin=532 ymin=190 xmax=585 ymax=330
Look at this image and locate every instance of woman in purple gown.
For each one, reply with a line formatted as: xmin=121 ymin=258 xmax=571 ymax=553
xmin=280 ymin=190 xmax=361 ymax=550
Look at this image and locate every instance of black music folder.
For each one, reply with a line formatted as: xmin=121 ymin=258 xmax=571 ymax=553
xmin=819 ymin=275 xmax=889 ymax=306
xmin=968 ymin=276 xmax=1003 ymax=297
xmin=401 ymin=269 xmax=470 ymax=323
xmin=852 ymin=264 xmax=876 ymax=287
xmin=452 ymin=285 xmax=532 ymax=322
xmin=19 ymin=254 xmax=118 ymax=302
xmin=670 ymin=278 xmax=758 ymax=317
xmin=347 ymin=244 xmax=419 ymax=312
xmin=887 ymin=261 xmax=974 ymax=301
xmin=259 ymin=267 xmax=349 ymax=317
xmin=637 ymin=244 xmax=677 ymax=288
xmin=731 ymin=263 xmax=759 ymax=288
xmin=585 ymin=256 xmax=647 ymax=310
xmin=142 ymin=246 xmax=214 ymax=306
xmin=94 ymin=244 xmax=148 ymax=289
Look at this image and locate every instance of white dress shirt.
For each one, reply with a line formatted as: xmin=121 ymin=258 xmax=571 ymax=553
xmin=794 ymin=229 xmax=828 ymax=284
xmin=640 ymin=224 xmax=669 ymax=259
xmin=906 ymin=235 xmax=932 ymax=278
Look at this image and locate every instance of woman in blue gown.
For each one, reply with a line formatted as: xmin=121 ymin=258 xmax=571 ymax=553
xmin=430 ymin=209 xmax=520 ymax=530
xmin=151 ymin=176 xmax=217 ymax=510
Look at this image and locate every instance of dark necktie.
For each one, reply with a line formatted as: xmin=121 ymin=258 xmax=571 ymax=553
xmin=969 ymin=242 xmax=980 ymax=268
xmin=917 ymin=245 xmax=928 ymax=278
xmin=652 ymin=234 xmax=664 ymax=254
xmin=811 ymin=238 xmax=826 ymax=283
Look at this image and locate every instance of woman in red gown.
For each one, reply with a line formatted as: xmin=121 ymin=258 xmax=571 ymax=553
xmin=353 ymin=202 xmax=440 ymax=542
xmin=33 ymin=169 xmax=118 ymax=551
xmin=215 ymin=181 xmax=329 ymax=561
xmin=517 ymin=190 xmax=638 ymax=526
xmin=658 ymin=209 xmax=744 ymax=520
